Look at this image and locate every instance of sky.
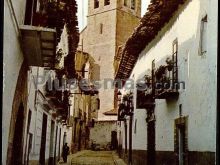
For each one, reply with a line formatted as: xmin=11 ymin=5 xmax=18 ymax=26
xmin=76 ymin=0 xmax=150 ymax=31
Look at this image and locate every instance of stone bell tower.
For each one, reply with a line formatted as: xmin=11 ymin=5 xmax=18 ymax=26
xmin=79 ymin=0 xmax=141 ymax=120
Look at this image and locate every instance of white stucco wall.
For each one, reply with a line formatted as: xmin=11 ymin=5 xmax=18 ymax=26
xmin=3 ymin=0 xmax=73 ymax=163
xmin=132 ymin=109 xmax=147 ymax=150
xmin=66 ymin=127 xmax=73 ymax=147
xmin=25 ymin=67 xmax=71 ymax=163
xmin=3 ymin=0 xmax=28 ymax=164
xmin=122 ymin=0 xmax=217 ymax=152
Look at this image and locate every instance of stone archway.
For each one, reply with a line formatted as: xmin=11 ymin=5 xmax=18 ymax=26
xmin=6 ymin=62 xmax=28 ymax=165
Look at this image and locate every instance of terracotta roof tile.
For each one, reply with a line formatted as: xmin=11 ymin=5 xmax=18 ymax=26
xmin=115 ymin=0 xmax=188 ymax=80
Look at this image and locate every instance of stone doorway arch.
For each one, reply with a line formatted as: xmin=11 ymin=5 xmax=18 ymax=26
xmin=6 ymin=62 xmax=28 ymax=165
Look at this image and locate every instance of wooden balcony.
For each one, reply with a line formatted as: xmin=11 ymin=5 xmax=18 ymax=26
xmin=155 ymin=87 xmax=179 ymax=99
xmin=136 ymin=90 xmax=155 ymax=109
xmin=20 ymin=25 xmax=56 ymax=68
xmin=154 ymin=57 xmax=179 ymax=99
xmin=154 ymin=79 xmax=179 ymax=99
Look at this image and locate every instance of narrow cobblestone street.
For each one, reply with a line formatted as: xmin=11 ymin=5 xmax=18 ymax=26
xmin=58 ymin=150 xmax=126 ymax=165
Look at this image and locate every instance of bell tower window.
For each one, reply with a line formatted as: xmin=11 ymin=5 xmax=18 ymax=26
xmin=100 ymin=23 xmax=103 ymax=34
xmin=104 ymin=0 xmax=110 ymax=6
xmin=124 ymin=0 xmax=136 ymax=10
xmin=124 ymin=0 xmax=129 ymax=6
xmin=94 ymin=0 xmax=99 ymax=9
xmin=131 ymin=0 xmax=135 ymax=9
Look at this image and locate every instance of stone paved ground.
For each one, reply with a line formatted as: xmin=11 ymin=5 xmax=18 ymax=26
xmin=58 ymin=150 xmax=127 ymax=165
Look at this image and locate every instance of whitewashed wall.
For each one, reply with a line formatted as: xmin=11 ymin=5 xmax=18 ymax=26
xmin=3 ymin=0 xmax=27 ymax=164
xmin=122 ymin=0 xmax=217 ymax=152
xmin=3 ymin=0 xmax=73 ymax=163
xmin=25 ymin=67 xmax=70 ymax=163
xmin=132 ymin=110 xmax=147 ymax=150
xmin=66 ymin=127 xmax=73 ymax=147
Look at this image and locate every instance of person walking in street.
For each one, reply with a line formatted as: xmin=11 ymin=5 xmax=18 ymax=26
xmin=62 ymin=143 xmax=69 ymax=163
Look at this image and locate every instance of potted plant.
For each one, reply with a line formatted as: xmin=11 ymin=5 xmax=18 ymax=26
xmin=155 ymin=65 xmax=166 ymax=81
xmin=166 ymin=57 xmax=174 ymax=71
xmin=144 ymin=75 xmax=151 ymax=83
xmin=144 ymin=74 xmax=151 ymax=87
xmin=55 ymin=48 xmax=63 ymax=64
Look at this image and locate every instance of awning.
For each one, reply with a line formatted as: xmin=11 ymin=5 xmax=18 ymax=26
xmin=20 ymin=25 xmax=56 ymax=68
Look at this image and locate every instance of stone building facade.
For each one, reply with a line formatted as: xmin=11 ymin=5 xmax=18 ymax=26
xmin=115 ymin=0 xmax=217 ymax=164
xmin=71 ymin=50 xmax=100 ymax=152
xmin=78 ymin=0 xmax=141 ymax=120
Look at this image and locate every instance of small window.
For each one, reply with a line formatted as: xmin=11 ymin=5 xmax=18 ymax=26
xmin=94 ymin=0 xmax=99 ymax=9
xmin=199 ymin=15 xmax=208 ymax=55
xmin=131 ymin=0 xmax=135 ymax=10
xmin=100 ymin=23 xmax=103 ymax=34
xmin=104 ymin=0 xmax=110 ymax=6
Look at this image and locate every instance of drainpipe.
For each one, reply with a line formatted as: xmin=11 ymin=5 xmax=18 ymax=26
xmin=124 ymin=120 xmax=127 ymax=154
xmin=6 ymin=0 xmax=21 ymax=36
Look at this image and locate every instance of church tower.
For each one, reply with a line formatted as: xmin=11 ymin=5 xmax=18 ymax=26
xmin=79 ymin=0 xmax=141 ymax=120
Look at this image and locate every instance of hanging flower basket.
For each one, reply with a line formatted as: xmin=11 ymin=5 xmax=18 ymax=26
xmin=166 ymin=57 xmax=174 ymax=71
xmin=144 ymin=74 xmax=151 ymax=83
xmin=155 ymin=65 xmax=166 ymax=80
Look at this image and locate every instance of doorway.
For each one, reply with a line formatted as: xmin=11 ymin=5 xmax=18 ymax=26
xmin=58 ymin=128 xmax=62 ymax=160
xmin=147 ymin=109 xmax=156 ymax=165
xmin=178 ymin=126 xmax=185 ymax=165
xmin=11 ymin=103 xmax=25 ymax=165
xmin=39 ymin=113 xmax=48 ymax=165
xmin=174 ymin=116 xmax=188 ymax=165
xmin=54 ymin=125 xmax=58 ymax=165
xmin=111 ymin=131 xmax=118 ymax=150
xmin=49 ymin=120 xmax=55 ymax=164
